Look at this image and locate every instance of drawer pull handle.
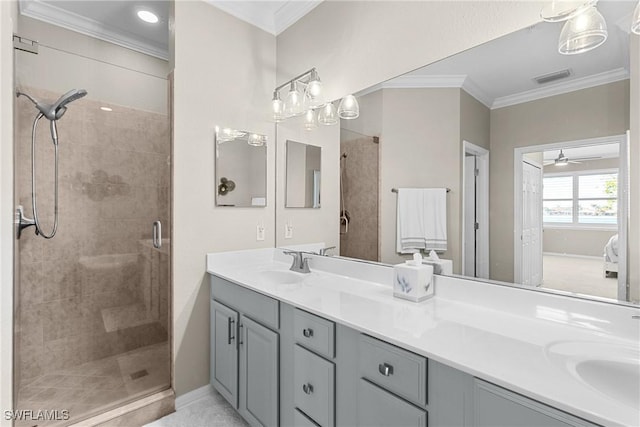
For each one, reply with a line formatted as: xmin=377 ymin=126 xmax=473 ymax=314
xmin=302 ymin=383 xmax=314 ymax=395
xmin=303 ymin=328 xmax=314 ymax=338
xmin=378 ymin=363 xmax=394 ymax=376
xmin=227 ymin=318 xmax=235 ymax=345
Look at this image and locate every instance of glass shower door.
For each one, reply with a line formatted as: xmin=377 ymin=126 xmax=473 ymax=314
xmin=13 ymin=24 xmax=171 ymax=425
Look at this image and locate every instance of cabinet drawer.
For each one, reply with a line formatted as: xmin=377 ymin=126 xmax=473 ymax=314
xmin=294 ymin=345 xmax=335 ymax=427
xmin=357 ymin=379 xmax=427 ymax=427
xmin=359 ymin=335 xmax=427 ymax=407
xmin=294 ymin=409 xmax=321 ymax=427
xmin=293 ymin=309 xmax=335 ymax=359
xmin=211 ymin=275 xmax=279 ymax=330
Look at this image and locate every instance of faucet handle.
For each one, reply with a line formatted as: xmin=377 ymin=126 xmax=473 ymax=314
xmin=318 ymin=246 xmax=336 ymax=256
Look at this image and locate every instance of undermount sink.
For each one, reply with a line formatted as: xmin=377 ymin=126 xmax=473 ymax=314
xmin=545 ymin=341 xmax=640 ymax=409
xmin=258 ymin=270 xmax=305 ymax=285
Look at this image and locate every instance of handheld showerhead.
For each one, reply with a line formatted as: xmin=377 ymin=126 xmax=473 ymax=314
xmin=17 ymin=88 xmax=87 ymax=121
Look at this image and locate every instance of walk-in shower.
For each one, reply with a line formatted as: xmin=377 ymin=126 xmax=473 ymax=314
xmin=15 ymin=88 xmax=87 ymax=239
xmin=13 ymin=16 xmax=171 ymax=426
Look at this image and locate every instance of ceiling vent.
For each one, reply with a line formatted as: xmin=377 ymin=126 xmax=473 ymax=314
xmin=533 ymin=69 xmax=572 ymax=85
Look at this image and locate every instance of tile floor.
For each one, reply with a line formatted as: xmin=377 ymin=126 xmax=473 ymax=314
xmin=15 ymin=342 xmax=170 ymax=427
xmin=145 ymin=390 xmax=248 ymax=427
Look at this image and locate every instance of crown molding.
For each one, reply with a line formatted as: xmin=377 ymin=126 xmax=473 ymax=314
xmin=460 ymin=78 xmax=493 ymax=108
xmin=206 ymin=1 xmax=276 ymax=35
xmin=19 ymin=0 xmax=168 ymax=60
xmin=491 ymin=68 xmax=630 ymax=109
xmin=275 ymin=1 xmax=323 ymax=35
xmin=383 ymin=74 xmax=467 ymax=89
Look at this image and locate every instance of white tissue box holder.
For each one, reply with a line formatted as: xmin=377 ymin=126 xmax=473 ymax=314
xmin=393 ymin=263 xmax=434 ymax=302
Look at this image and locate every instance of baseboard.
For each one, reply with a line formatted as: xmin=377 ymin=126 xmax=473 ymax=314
xmin=175 ymin=384 xmax=215 ymax=410
xmin=543 ymin=252 xmax=602 ymax=260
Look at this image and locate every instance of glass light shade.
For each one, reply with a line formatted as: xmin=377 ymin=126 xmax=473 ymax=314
xmin=303 ymin=109 xmax=318 ymax=131
xmin=317 ymin=103 xmax=338 ymax=126
xmin=338 ymin=95 xmax=360 ymax=119
xmin=248 ymin=133 xmax=266 ymax=146
xmin=540 ymin=0 xmax=598 ymax=22
xmin=272 ymin=91 xmax=284 ymax=122
xmin=632 ymin=1 xmax=640 ymax=35
xmin=558 ymin=6 xmax=607 ymax=55
xmin=284 ymin=81 xmax=304 ymax=118
xmin=304 ymin=71 xmax=325 ymax=109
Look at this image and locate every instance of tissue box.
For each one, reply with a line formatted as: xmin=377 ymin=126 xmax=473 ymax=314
xmin=393 ymin=263 xmax=434 ymax=302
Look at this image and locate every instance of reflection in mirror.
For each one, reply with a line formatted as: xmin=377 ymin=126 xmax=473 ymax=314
xmin=286 ymin=140 xmax=322 ymax=208
xmin=336 ymin=1 xmax=637 ymax=304
xmin=215 ymin=127 xmax=267 ymax=207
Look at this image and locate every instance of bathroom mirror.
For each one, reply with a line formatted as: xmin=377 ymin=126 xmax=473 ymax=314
xmin=285 ymin=140 xmax=322 ymax=208
xmin=276 ymin=1 xmax=639 ymax=305
xmin=215 ymin=127 xmax=267 ymax=207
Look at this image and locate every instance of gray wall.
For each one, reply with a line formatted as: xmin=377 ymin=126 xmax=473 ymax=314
xmin=460 ymin=90 xmax=490 ymax=150
xmin=543 ymin=229 xmax=616 ymax=257
xmin=489 ymin=80 xmax=630 ymax=283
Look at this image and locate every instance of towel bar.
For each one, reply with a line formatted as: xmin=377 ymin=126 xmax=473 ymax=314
xmin=392 ymin=188 xmax=451 ymax=193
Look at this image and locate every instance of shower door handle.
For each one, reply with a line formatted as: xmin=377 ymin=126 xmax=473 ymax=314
xmin=153 ymin=221 xmax=162 ymax=249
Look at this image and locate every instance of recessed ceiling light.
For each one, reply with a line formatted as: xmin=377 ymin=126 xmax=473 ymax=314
xmin=100 ymin=106 xmax=113 ymax=112
xmin=137 ymin=10 xmax=159 ymax=24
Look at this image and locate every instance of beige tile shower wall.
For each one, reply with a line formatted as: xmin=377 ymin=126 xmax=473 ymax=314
xmin=15 ymin=88 xmax=170 ymax=381
xmin=0 ymin=1 xmax=18 ymax=424
xmin=489 ymin=81 xmax=630 ymax=283
xmin=172 ymin=1 xmax=276 ymax=397
xmin=339 ymin=130 xmax=379 ymax=262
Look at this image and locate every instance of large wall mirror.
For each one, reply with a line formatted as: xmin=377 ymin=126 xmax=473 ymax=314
xmin=285 ymin=140 xmax=322 ymax=208
xmin=215 ymin=127 xmax=267 ymax=207
xmin=276 ymin=1 xmax=638 ymax=305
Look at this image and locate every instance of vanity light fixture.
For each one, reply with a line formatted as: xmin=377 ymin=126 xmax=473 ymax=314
xmin=317 ymin=102 xmax=338 ymax=125
xmin=137 ymin=10 xmax=159 ymax=24
xmin=541 ymin=0 xmax=598 ymax=22
xmin=271 ymin=67 xmax=360 ymax=129
xmin=216 ymin=126 xmax=246 ymax=143
xmin=303 ymin=109 xmax=318 ymax=131
xmin=558 ymin=6 xmax=607 ymax=55
xmin=632 ymin=0 xmax=640 ymax=35
xmin=338 ymin=94 xmax=360 ymax=119
xmin=248 ymin=133 xmax=266 ymax=146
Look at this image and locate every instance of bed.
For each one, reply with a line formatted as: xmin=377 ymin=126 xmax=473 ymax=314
xmin=603 ymin=234 xmax=618 ymax=277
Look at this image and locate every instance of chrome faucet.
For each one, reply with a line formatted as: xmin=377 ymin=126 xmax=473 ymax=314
xmin=283 ymin=250 xmax=311 ymax=273
xmin=317 ymin=246 xmax=336 ymax=256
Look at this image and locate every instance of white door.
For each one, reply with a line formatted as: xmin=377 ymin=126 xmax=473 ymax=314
xmin=464 ymin=155 xmax=477 ymax=276
xmin=521 ymin=161 xmax=543 ymax=286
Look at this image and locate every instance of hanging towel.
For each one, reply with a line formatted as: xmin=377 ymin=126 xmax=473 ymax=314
xmin=396 ymin=188 xmax=447 ymax=254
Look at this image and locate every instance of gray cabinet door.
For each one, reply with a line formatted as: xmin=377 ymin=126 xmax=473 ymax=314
xmin=211 ymin=300 xmax=239 ymax=408
xmin=240 ymin=315 xmax=279 ymax=427
xmin=474 ymin=380 xmax=600 ymax=427
xmin=357 ymin=379 xmax=427 ymax=427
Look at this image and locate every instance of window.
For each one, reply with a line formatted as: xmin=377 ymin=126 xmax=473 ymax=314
xmin=543 ymin=170 xmax=617 ymax=227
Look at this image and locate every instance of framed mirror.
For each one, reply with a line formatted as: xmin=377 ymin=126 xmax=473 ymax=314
xmin=276 ymin=1 xmax=638 ymax=305
xmin=285 ymin=140 xmax=322 ymax=208
xmin=215 ymin=127 xmax=267 ymax=207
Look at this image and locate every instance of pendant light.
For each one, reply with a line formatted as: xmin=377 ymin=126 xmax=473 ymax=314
xmin=540 ymin=0 xmax=597 ymax=22
xmin=304 ymin=69 xmax=325 ymax=109
xmin=284 ymin=81 xmax=304 ymax=118
xmin=303 ymin=109 xmax=318 ymax=131
xmin=272 ymin=91 xmax=284 ymax=122
xmin=558 ymin=6 xmax=607 ymax=55
xmin=338 ymin=94 xmax=360 ymax=119
xmin=318 ymin=102 xmax=338 ymax=126
xmin=632 ymin=0 xmax=640 ymax=35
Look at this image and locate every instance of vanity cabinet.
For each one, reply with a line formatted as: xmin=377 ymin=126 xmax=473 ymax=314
xmin=210 ymin=276 xmax=280 ymax=427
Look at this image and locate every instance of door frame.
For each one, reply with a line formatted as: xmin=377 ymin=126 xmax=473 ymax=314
xmin=462 ymin=141 xmax=490 ymax=278
xmin=513 ymin=134 xmax=628 ymax=300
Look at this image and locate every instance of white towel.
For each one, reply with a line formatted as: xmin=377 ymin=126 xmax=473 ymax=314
xmin=396 ymin=188 xmax=447 ymax=254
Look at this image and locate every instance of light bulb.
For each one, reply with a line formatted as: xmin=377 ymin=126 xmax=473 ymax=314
xmin=272 ymin=91 xmax=284 ymax=122
xmin=303 ymin=109 xmax=318 ymax=131
xmin=318 ymin=103 xmax=338 ymax=126
xmin=304 ymin=70 xmax=325 ymax=109
xmin=284 ymin=81 xmax=304 ymax=118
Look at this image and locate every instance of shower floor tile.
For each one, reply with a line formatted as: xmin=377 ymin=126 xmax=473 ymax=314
xmin=16 ymin=342 xmax=169 ymax=426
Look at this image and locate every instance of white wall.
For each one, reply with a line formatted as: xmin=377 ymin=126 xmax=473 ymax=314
xmin=0 ymin=3 xmax=17 ymax=424
xmin=172 ymin=1 xmax=276 ymax=396
xmin=630 ymin=34 xmax=640 ymax=302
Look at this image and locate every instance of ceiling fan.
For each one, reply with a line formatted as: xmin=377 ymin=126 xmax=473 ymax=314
xmin=544 ymin=149 xmax=602 ymax=166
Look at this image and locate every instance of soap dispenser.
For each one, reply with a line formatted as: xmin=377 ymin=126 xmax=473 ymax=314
xmin=393 ymin=253 xmax=434 ymax=302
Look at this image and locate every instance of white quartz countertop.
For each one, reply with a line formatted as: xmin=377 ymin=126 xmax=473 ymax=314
xmin=207 ymin=248 xmax=640 ymax=427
